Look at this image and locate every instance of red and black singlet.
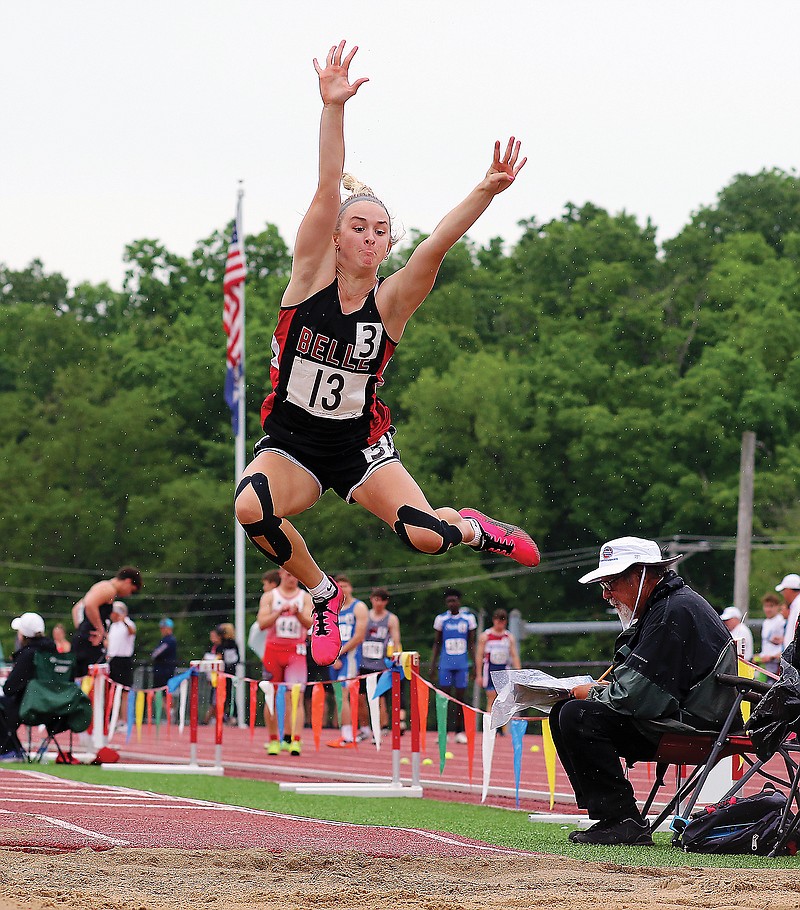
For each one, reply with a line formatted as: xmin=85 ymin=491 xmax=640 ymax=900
xmin=261 ymin=279 xmax=397 ymax=455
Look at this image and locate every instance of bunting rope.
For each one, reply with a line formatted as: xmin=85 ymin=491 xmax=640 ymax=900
xmin=78 ymin=658 xmax=558 ymax=806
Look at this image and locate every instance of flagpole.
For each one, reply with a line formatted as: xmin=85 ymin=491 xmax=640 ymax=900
xmin=234 ymin=182 xmax=247 ymax=727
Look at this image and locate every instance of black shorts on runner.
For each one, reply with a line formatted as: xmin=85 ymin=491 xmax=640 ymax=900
xmin=254 ymin=425 xmax=401 ymax=502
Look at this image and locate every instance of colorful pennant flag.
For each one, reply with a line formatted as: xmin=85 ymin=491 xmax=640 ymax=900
xmin=511 ymin=718 xmax=527 ymax=808
xmin=463 ymin=704 xmax=477 ymax=784
xmin=435 ymin=692 xmax=449 ymax=773
xmin=365 ymin=673 xmax=381 ymax=749
xmin=481 ymin=711 xmax=497 ymax=802
xmin=541 ymin=718 xmax=557 ymax=810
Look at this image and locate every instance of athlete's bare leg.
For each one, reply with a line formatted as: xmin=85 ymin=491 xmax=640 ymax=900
xmin=236 ymin=452 xmax=346 ymax=666
xmin=351 ymin=462 xmax=474 ymax=551
xmin=264 ymin=701 xmax=279 ymax=739
xmin=264 ymin=698 xmax=305 ymax=739
xmin=291 ymin=701 xmax=306 ymax=739
xmin=234 ymin=452 xmax=327 ymax=587
xmin=353 ymin=462 xmax=540 ymax=566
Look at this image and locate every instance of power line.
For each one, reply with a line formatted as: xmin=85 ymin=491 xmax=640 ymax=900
xmin=1 ymin=535 xmax=796 ymax=607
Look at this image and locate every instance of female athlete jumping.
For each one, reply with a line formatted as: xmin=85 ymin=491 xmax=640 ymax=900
xmin=235 ymin=41 xmax=539 ymax=666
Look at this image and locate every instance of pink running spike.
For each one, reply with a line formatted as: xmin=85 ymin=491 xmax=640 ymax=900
xmin=310 ymin=577 xmax=344 ymax=666
xmin=459 ymin=509 xmax=541 ymax=568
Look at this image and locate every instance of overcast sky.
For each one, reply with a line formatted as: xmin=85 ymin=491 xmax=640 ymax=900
xmin=2 ymin=1 xmax=799 ymax=290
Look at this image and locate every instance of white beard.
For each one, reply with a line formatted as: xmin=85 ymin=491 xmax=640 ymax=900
xmin=612 ymin=599 xmax=637 ymax=631
xmin=610 ymin=567 xmax=648 ymax=631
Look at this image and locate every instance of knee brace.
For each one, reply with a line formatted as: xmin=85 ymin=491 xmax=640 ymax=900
xmin=394 ymin=505 xmax=462 ymax=555
xmin=235 ymin=473 xmax=293 ymax=565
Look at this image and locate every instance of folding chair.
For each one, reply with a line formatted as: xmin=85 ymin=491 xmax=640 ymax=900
xmin=746 ymin=657 xmax=800 ymax=856
xmin=17 ymin=651 xmax=92 ymax=763
xmin=639 ymin=674 xmax=800 ymax=846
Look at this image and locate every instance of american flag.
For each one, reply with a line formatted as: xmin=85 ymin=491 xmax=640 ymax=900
xmin=223 ymin=216 xmax=246 ymax=436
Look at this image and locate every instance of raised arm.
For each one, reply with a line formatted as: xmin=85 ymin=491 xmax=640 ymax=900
xmin=282 ymin=41 xmax=368 ymax=307
xmin=377 ymin=138 xmax=526 ymax=339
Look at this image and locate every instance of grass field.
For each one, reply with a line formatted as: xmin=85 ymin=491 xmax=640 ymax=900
xmin=19 ymin=763 xmax=797 ymax=869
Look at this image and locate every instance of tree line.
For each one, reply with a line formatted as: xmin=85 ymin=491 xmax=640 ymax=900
xmin=2 ymin=168 xmax=800 ymax=663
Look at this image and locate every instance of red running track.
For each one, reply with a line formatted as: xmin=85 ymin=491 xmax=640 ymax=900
xmin=0 ymin=768 xmax=536 ymax=856
xmin=103 ymin=722 xmax=780 ymax=809
xmin=98 ymin=721 xmax=576 ymax=812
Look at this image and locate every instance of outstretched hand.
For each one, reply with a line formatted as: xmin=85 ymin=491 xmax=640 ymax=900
xmin=485 ymin=137 xmax=526 ymax=194
xmin=313 ymin=40 xmax=369 ymax=106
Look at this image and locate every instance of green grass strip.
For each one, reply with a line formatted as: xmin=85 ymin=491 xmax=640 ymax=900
xmin=12 ymin=763 xmax=799 ymax=869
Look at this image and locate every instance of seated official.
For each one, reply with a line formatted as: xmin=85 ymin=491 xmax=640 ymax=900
xmin=551 ymin=537 xmax=740 ymax=846
xmin=0 ymin=613 xmax=58 ymax=758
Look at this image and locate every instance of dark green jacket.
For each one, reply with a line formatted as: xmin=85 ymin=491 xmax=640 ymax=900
xmin=588 ymin=572 xmax=741 ymax=741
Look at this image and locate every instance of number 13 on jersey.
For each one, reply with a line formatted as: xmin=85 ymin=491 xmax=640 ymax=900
xmin=286 ymin=359 xmax=370 ymax=419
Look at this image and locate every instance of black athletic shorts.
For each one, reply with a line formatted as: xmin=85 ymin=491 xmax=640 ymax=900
xmin=253 ymin=425 xmax=401 ymax=502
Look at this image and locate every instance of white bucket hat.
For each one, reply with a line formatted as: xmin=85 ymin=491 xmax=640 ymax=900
xmin=579 ymin=537 xmax=681 ymax=584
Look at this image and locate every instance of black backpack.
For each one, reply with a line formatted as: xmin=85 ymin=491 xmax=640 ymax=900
xmin=679 ymin=786 xmax=792 ymax=855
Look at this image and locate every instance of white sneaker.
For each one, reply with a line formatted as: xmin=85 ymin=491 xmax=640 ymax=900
xmin=454 ymin=732 xmax=468 ymax=744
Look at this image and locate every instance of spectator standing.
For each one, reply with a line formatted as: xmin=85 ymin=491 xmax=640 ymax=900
xmin=202 ymin=627 xmax=222 ymax=724
xmin=755 ymin=593 xmax=785 ymax=675
xmin=151 ymin=618 xmax=178 ymax=688
xmin=430 ymin=588 xmax=476 ymax=744
xmin=71 ymin=567 xmax=141 ymax=677
xmin=776 ymin=574 xmax=800 ymax=649
xmin=0 ymin=613 xmax=56 ymax=759
xmin=218 ymin=623 xmax=240 ymax=677
xmin=720 ymin=606 xmax=754 ymax=661
xmin=357 ymin=588 xmax=401 ymax=740
xmin=475 ymin=608 xmax=521 ymax=722
xmin=106 ymin=602 xmax=136 ymax=688
xmin=217 ymin=623 xmax=240 ymax=724
xmin=52 ymin=623 xmax=71 ymax=654
xmin=327 ymin=574 xmax=369 ymax=748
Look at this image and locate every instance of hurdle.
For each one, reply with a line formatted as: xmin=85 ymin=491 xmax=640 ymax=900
xmin=279 ymin=651 xmax=423 ymax=797
xmin=104 ymin=659 xmax=224 ymax=775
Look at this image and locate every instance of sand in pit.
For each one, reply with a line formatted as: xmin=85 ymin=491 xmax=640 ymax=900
xmin=1 ymin=849 xmax=800 ymax=910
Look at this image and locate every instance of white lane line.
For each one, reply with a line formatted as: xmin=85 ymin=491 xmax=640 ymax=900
xmin=1 ymin=770 xmax=534 ymax=856
xmin=0 ymin=808 xmax=130 ymax=846
xmin=400 ymin=828 xmax=534 ymax=856
xmin=69 ymin=785 xmax=538 ymax=855
xmin=0 ymin=799 xmax=256 ymax=810
xmin=0 ymin=788 xmax=158 ymax=798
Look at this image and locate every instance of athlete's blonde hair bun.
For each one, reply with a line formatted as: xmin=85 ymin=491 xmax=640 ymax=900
xmin=341 ymin=173 xmax=376 ymax=198
xmin=337 ymin=173 xmax=401 ymax=246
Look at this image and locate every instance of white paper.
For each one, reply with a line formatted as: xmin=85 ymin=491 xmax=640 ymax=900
xmin=490 ymin=668 xmax=594 ymax=728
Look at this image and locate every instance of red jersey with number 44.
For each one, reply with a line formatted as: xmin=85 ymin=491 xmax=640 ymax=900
xmin=261 ymin=279 xmax=397 ymax=455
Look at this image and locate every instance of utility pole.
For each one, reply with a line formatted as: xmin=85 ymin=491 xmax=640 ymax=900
xmin=733 ymin=431 xmax=756 ymax=617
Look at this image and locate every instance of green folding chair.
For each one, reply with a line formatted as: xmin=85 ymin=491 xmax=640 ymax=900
xmin=18 ymin=651 xmax=92 ymax=763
